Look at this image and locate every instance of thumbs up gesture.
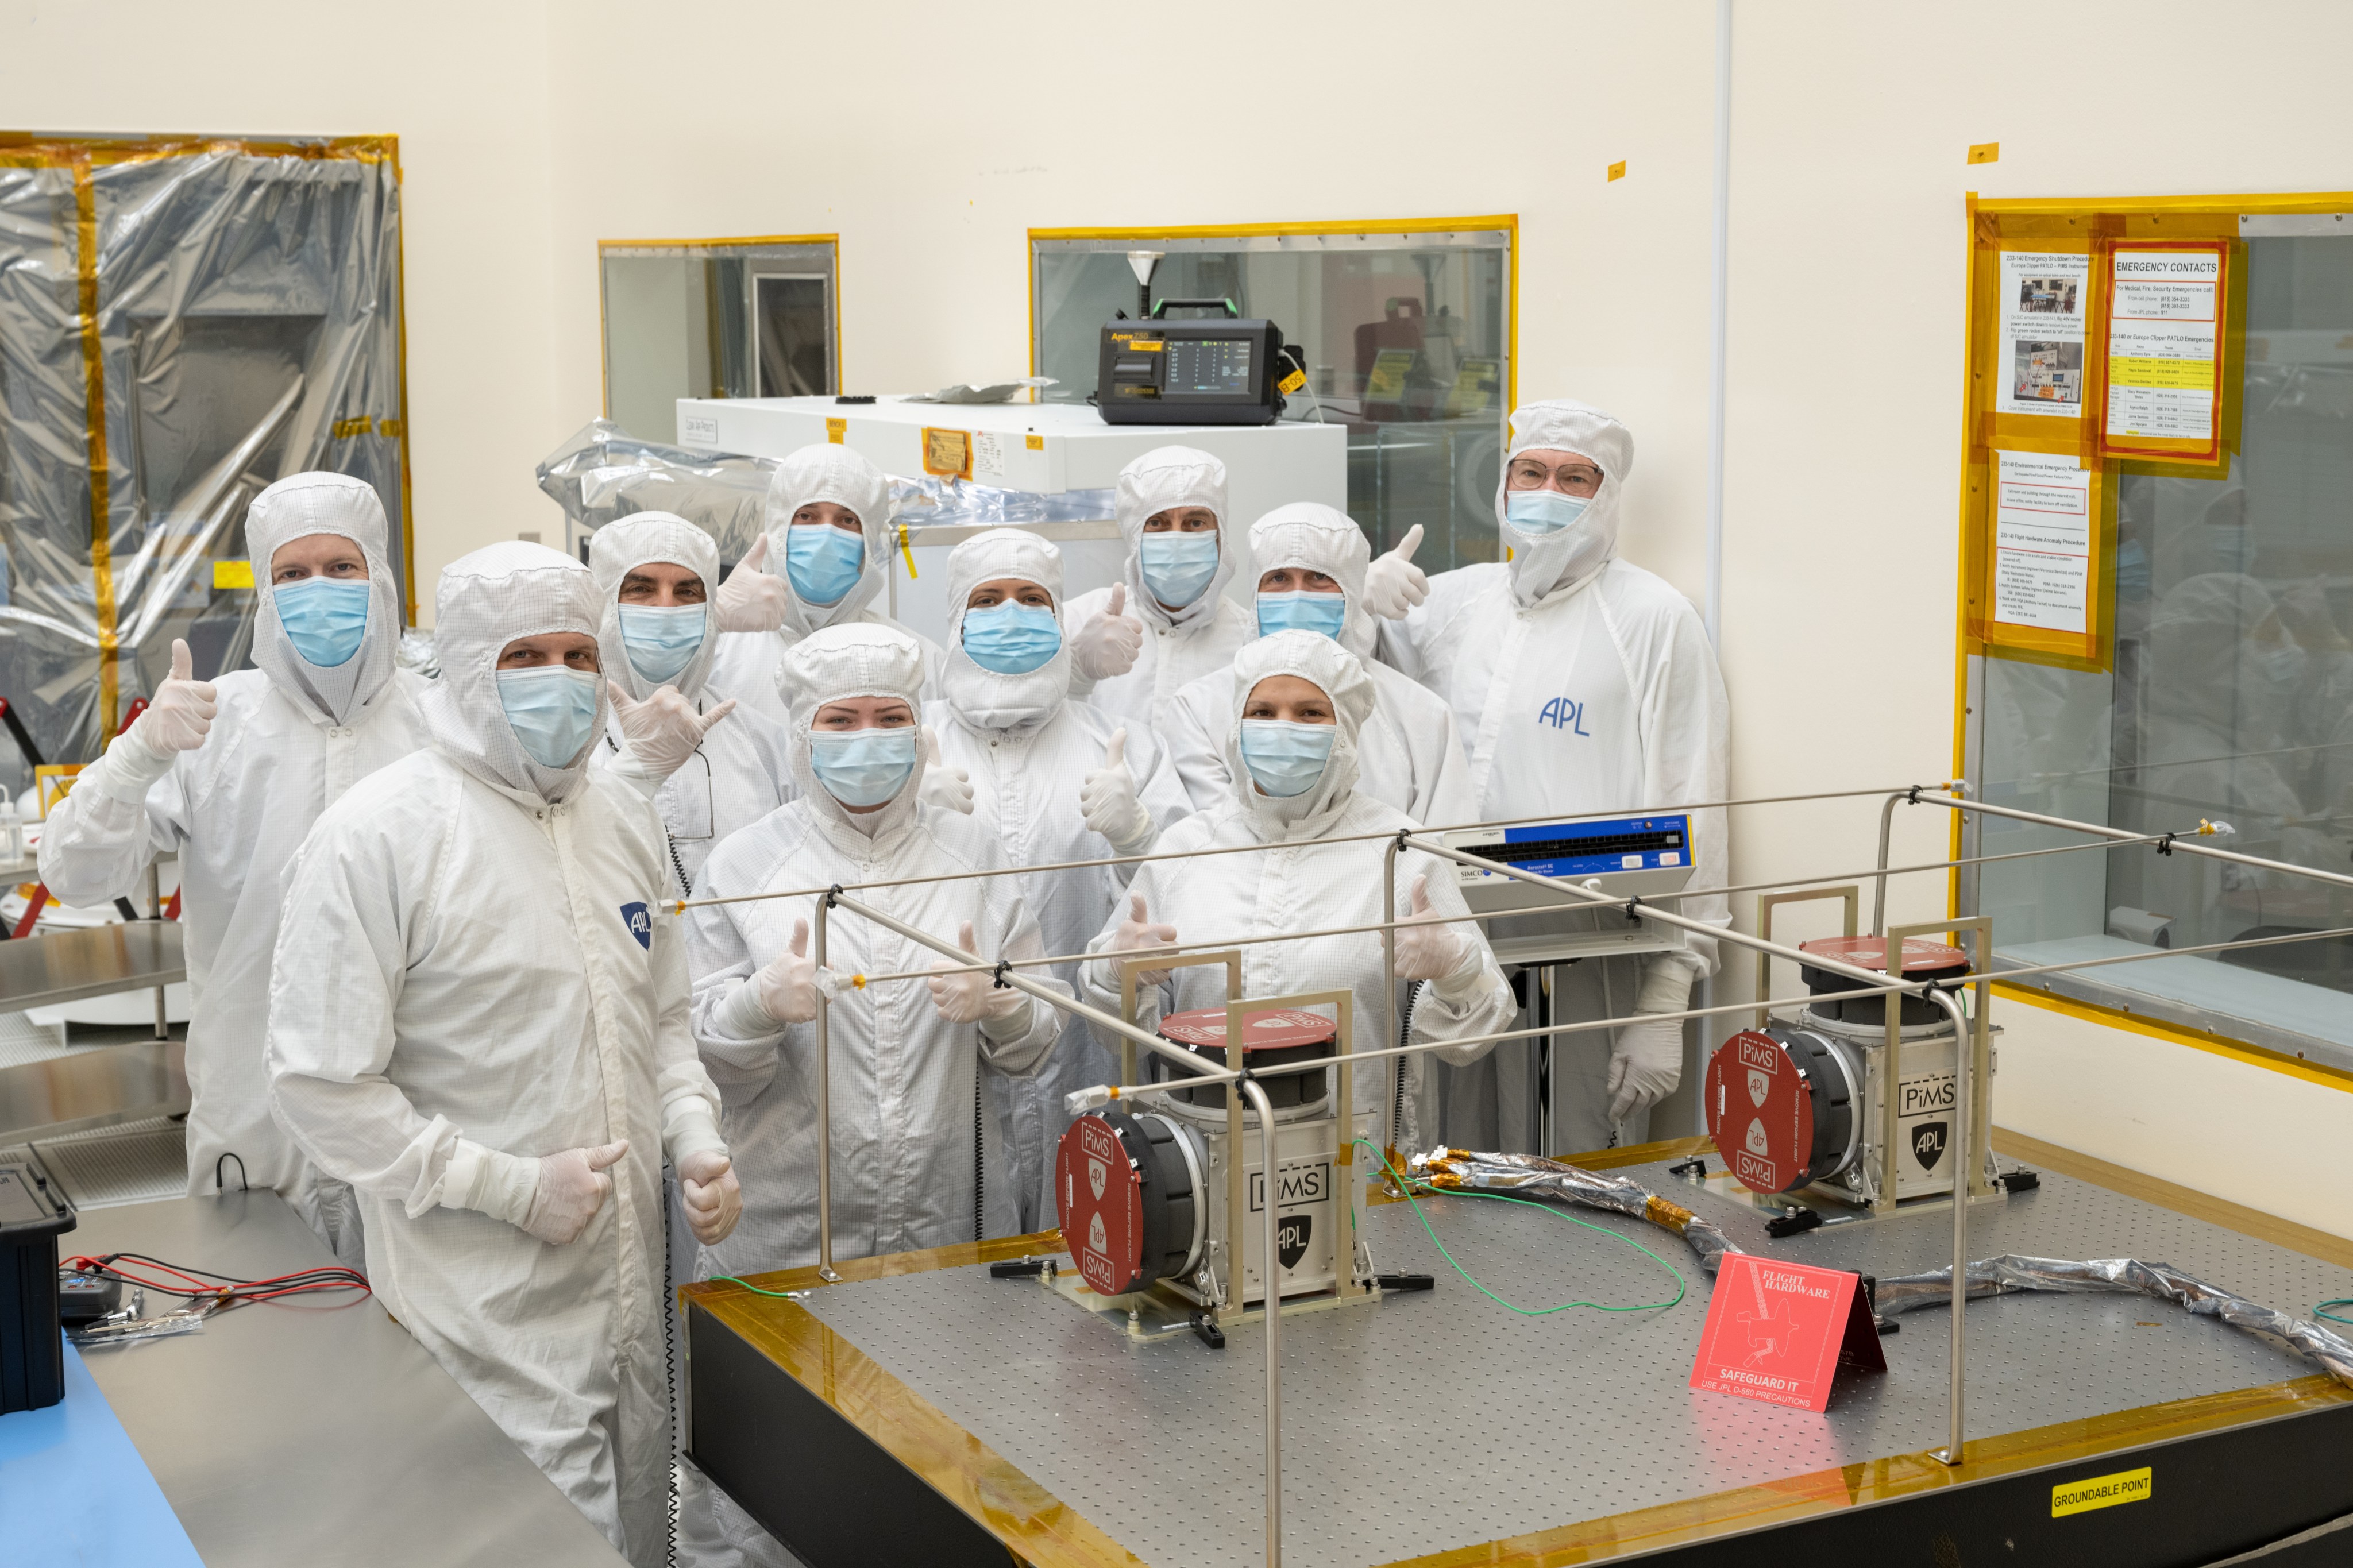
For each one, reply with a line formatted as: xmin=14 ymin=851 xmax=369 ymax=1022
xmin=608 ymin=681 xmax=736 ymax=782
xmin=130 ymin=638 xmax=219 ymax=756
xmin=927 ymin=918 xmax=1027 ymax=1025
xmin=751 ymin=917 xmax=821 ymax=1024
xmin=1391 ymin=872 xmax=1476 ymax=983
xmin=1112 ymin=891 xmax=1179 ymax=986
xmin=1070 ymin=581 xmax=1143 ymax=681
xmin=713 ymin=533 xmax=792 ymax=633
xmin=915 ymin=724 xmax=974 ymax=815
xmin=1361 ymin=523 xmax=1429 ymax=620
xmin=1078 ymin=724 xmax=1154 ymax=853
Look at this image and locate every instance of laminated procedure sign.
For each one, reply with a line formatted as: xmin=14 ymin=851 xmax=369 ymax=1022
xmin=1996 ymin=251 xmax=2092 ymax=420
xmin=1991 ymin=450 xmax=2096 ymax=635
xmin=1689 ymin=1253 xmax=1885 ymax=1412
xmin=2101 ymin=241 xmax=2229 ymax=463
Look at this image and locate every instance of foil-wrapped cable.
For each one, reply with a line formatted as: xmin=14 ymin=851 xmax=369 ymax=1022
xmin=1874 ymin=1254 xmax=2353 ymax=1390
xmin=1402 ymin=1148 xmax=1745 ymax=1276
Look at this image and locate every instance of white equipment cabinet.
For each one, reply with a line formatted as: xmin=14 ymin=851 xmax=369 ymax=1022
xmin=673 ymin=396 xmax=1345 ymax=637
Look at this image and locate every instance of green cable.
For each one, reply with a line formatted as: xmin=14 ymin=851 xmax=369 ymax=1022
xmin=2319 ymin=1299 xmax=2353 ymax=1326
xmin=710 ymin=1275 xmax=801 ymax=1299
xmin=1355 ymin=1141 xmax=1685 ymax=1316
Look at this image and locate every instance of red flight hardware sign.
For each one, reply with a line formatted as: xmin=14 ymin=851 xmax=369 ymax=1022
xmin=1689 ymin=1252 xmax=1886 ymax=1412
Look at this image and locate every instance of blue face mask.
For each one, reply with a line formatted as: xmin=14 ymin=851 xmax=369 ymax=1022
xmin=961 ymin=603 xmax=1063 ymax=674
xmin=1238 ymin=719 xmax=1337 ymax=799
xmin=617 ymin=603 xmax=707 ymax=686
xmin=275 ymin=577 xmax=371 ymax=669
xmin=497 ymin=666 xmax=602 ymax=768
xmin=1138 ymin=531 xmax=1220 ymax=608
xmin=1256 ymin=589 xmax=1347 ymax=640
xmin=808 ymin=726 xmax=918 ymax=807
xmin=785 ymin=524 xmax=866 ymax=607
xmin=1505 ymin=488 xmax=1592 ymax=535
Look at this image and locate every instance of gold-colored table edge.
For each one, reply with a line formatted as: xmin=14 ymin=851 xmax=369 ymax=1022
xmin=680 ymin=1133 xmax=2353 ymax=1568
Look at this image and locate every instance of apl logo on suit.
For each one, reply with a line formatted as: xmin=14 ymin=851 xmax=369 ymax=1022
xmin=620 ymin=902 xmax=651 ymax=950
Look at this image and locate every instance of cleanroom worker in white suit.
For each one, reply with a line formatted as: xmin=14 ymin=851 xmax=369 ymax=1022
xmin=39 ymin=472 xmax=426 ymax=1259
xmin=1082 ymin=631 xmax=1514 ymax=1154
xmin=917 ymin=528 xmax=1191 ymax=1230
xmin=707 ymin=445 xmax=947 ymax=723
xmin=590 ymin=511 xmax=795 ymax=894
xmin=1364 ymin=400 xmax=1731 ymax=1154
xmin=685 ymin=621 xmax=1067 ymax=1270
xmin=1163 ymin=501 xmax=1475 ymax=827
xmin=265 ymin=543 xmax=742 ymax=1567
xmin=1060 ymin=446 xmax=1256 ymax=732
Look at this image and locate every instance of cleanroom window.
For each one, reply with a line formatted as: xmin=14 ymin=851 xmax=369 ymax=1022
xmin=600 ymin=238 xmax=838 ymax=445
xmin=1029 ymin=225 xmax=1513 ymax=572
xmin=1964 ymin=209 xmax=2353 ymax=1071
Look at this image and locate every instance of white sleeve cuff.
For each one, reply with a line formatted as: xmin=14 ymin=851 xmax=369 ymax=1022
xmin=1636 ymin=957 xmax=1695 ymax=1016
xmin=665 ymin=1105 xmax=728 ymax=1167
xmin=91 ymin=731 xmax=175 ymax=805
xmin=713 ymin=978 xmax=778 ymax=1041
xmin=434 ymin=1138 xmax=538 ymax=1226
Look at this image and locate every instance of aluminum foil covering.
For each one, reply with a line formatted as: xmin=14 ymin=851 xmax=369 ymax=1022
xmin=1404 ymin=1148 xmax=1745 ymax=1276
xmin=1874 ymin=1253 xmax=2353 ymax=1389
xmin=0 ymin=139 xmax=406 ymax=785
xmin=535 ymin=420 xmax=776 ymax=562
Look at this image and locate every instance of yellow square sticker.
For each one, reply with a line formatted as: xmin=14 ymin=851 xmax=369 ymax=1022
xmin=2051 ymin=1467 xmax=2151 ymax=1518
xmin=825 ymin=417 xmax=847 ymax=443
xmin=1025 ymin=434 xmax=1044 ymax=451
xmin=1969 ymin=141 xmax=2000 ymax=164
xmin=212 ymin=559 xmax=254 ymax=589
xmin=1607 ymin=160 xmax=1627 ymax=181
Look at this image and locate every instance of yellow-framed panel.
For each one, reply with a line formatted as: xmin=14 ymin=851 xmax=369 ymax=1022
xmin=1025 ymin=214 xmax=1520 ymax=412
xmin=0 ymin=133 xmax=413 ymax=709
xmin=596 ymin=233 xmax=843 ymax=419
xmin=1951 ymin=186 xmax=2353 ymax=1076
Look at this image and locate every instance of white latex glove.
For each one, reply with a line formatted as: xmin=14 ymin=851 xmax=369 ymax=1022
xmin=916 ymin=725 xmax=974 ymax=815
xmin=754 ymin=918 xmax=821 ymax=1024
xmin=1078 ymin=727 xmax=1153 ymax=851
xmin=1070 ymin=581 xmax=1143 ymax=682
xmin=1391 ymin=874 xmax=1476 ymax=985
xmin=714 ymin=534 xmax=793 ymax=634
xmin=1111 ymin=891 xmax=1178 ymax=987
xmin=607 ymin=681 xmax=738 ymax=781
xmin=927 ymin=921 xmax=1026 ymax=1025
xmin=130 ymin=638 xmax=218 ymax=755
xmin=1607 ymin=1017 xmax=1684 ymax=1125
xmin=1361 ymin=523 xmax=1429 ymax=621
xmin=677 ymin=1148 xmax=742 ymax=1246
xmin=520 ymin=1140 xmax=627 ymax=1245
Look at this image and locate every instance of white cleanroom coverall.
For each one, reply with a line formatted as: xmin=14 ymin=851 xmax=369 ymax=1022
xmin=1082 ymin=632 xmax=1514 ymax=1153
xmin=705 ymin=445 xmax=947 ymax=724
xmin=1374 ymin=400 xmax=1731 ymax=1154
xmin=265 ymin=542 xmax=730 ymax=1568
xmin=921 ymin=528 xmax=1191 ymax=1230
xmin=1164 ymin=501 xmax=1475 ymax=827
xmin=39 ymin=472 xmax=427 ymax=1256
xmin=589 ymin=511 xmax=794 ymax=895
xmin=1062 ymin=445 xmax=1256 ymax=733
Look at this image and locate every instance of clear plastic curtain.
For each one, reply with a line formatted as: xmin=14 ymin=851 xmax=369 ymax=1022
xmin=0 ymin=137 xmax=407 ymax=794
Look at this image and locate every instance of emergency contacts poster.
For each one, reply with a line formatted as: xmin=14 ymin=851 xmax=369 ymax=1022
xmin=1996 ymin=252 xmax=2091 ymax=419
xmin=2102 ymin=244 xmax=2227 ymax=459
xmin=1991 ymin=450 xmax=2094 ymax=634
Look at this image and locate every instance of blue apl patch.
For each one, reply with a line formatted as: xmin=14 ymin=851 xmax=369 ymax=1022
xmin=620 ymin=901 xmax=652 ymax=950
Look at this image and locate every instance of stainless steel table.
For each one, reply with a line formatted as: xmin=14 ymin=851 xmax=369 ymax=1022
xmin=66 ymin=1191 xmax=626 ymax=1567
xmin=0 ymin=920 xmax=185 ymax=1010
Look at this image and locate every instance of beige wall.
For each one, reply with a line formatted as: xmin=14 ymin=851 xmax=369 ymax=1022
xmin=7 ymin=0 xmax=2350 ymax=1222
xmin=0 ymin=0 xmax=560 ymax=612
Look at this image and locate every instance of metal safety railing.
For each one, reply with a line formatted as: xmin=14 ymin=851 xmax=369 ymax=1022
xmin=709 ymin=778 xmax=2353 ymax=1568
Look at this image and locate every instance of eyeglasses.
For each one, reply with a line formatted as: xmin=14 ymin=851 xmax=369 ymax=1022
xmin=1506 ymin=457 xmax=1604 ymax=492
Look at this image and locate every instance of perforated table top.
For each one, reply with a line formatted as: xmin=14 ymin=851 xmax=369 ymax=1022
xmin=791 ymin=1159 xmax=2353 ymax=1568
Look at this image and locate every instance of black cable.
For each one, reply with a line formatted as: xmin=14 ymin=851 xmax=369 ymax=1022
xmin=974 ymin=1077 xmax=985 ymax=1243
xmin=664 ymin=1167 xmax=680 ymax=1568
xmin=214 ymin=1152 xmax=247 ymax=1193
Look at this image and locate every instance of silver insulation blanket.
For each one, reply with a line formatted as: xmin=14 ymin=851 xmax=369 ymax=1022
xmin=1403 ymin=1148 xmax=1745 ymax=1276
